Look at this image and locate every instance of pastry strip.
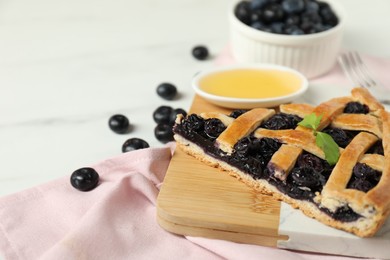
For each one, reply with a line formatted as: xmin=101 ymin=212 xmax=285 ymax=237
xmin=332 ymin=114 xmax=382 ymax=138
xmin=216 ymin=108 xmax=275 ymax=154
xmin=320 ymin=132 xmax=378 ymax=213
xmin=268 ymin=144 xmax=302 ymax=181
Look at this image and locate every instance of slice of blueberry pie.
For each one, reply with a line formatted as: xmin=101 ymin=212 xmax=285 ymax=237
xmin=173 ymin=87 xmax=389 ymax=237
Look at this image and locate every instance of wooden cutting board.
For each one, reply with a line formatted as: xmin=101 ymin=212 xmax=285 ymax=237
xmin=156 ymin=88 xmax=390 ymax=259
xmin=156 ymin=95 xmax=288 ymax=247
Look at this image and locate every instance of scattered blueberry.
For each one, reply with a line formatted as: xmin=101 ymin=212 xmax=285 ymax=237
xmin=156 ymin=83 xmax=177 ymax=100
xmin=122 ymin=138 xmax=150 ymax=152
xmin=154 ymin=123 xmax=174 ymax=143
xmin=192 ymin=45 xmax=209 ymax=60
xmin=70 ymin=167 xmax=99 ymax=192
xmin=108 ymin=114 xmax=130 ymax=134
xmin=153 ymin=105 xmax=173 ymax=124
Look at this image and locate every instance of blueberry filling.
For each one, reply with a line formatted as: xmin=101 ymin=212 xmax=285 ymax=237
xmin=269 ymin=152 xmax=330 ymax=201
xmin=261 ymin=112 xmax=302 ymax=130
xmin=367 ymin=140 xmax=384 ymax=155
xmin=344 ymin=102 xmax=369 ymax=114
xmin=230 ymin=136 xmax=282 ymax=179
xmin=347 ymin=163 xmax=382 ymax=192
xmin=204 ymin=118 xmax=226 ymax=139
xmin=173 ymin=113 xmax=367 ymax=222
xmin=229 ymin=109 xmax=248 ymax=118
xmin=322 ymin=127 xmax=358 ymax=148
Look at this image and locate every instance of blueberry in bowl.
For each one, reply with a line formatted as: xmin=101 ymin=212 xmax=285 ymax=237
xmin=229 ymin=0 xmax=345 ymax=78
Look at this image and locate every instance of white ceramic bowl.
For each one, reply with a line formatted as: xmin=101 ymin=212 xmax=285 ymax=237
xmin=229 ymin=0 xmax=345 ymax=79
xmin=192 ymin=63 xmax=308 ymax=109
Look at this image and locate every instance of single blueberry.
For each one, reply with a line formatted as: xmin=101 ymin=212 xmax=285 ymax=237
xmin=270 ymin=22 xmax=285 ymax=34
xmin=281 ymin=0 xmax=305 ymax=14
xmin=156 ymin=83 xmax=177 ymax=100
xmin=192 ymin=45 xmax=209 ymax=60
xmin=262 ymin=3 xmax=285 ymax=23
xmin=153 ymin=106 xmax=173 ymax=124
xmin=250 ymin=10 xmax=264 ymax=23
xmin=122 ymin=138 xmax=149 ymax=153
xmin=154 ymin=123 xmax=174 ymax=143
xmin=250 ymin=0 xmax=269 ymax=10
xmin=305 ymin=1 xmax=320 ymax=13
xmin=70 ymin=167 xmax=99 ymax=192
xmin=108 ymin=114 xmax=130 ymax=134
xmin=235 ymin=1 xmax=252 ymax=24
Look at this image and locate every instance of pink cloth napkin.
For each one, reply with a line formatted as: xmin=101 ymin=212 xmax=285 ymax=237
xmin=0 ymin=145 xmax=365 ymax=260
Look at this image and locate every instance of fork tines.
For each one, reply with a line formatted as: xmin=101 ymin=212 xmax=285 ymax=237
xmin=338 ymin=51 xmax=378 ymax=89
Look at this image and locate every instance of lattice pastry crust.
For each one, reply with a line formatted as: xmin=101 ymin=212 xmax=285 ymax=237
xmin=173 ymin=88 xmax=389 ymax=237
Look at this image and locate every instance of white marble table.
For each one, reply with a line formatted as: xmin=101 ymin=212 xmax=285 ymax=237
xmin=1 ymin=0 xmax=390 ymax=197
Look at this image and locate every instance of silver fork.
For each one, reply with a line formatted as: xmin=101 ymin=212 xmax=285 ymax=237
xmin=338 ymin=51 xmax=390 ymax=105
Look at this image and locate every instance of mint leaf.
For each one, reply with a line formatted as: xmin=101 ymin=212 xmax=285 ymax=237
xmin=316 ymin=132 xmax=340 ymax=166
xmin=298 ymin=113 xmax=322 ymax=131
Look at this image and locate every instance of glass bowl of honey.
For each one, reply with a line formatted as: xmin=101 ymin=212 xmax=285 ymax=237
xmin=192 ymin=63 xmax=308 ymax=109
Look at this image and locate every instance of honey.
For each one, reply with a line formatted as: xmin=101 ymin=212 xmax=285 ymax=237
xmin=199 ymin=69 xmax=302 ymax=99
